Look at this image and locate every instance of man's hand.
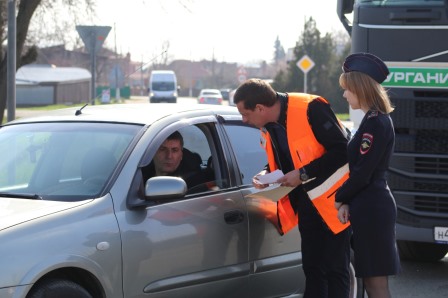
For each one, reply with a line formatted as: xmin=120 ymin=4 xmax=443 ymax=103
xmin=276 ymin=169 xmax=302 ymax=187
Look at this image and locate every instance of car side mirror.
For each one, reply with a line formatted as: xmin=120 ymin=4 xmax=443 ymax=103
xmin=145 ymin=176 xmax=187 ymax=201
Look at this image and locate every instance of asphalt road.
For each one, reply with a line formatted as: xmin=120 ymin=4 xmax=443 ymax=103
xmin=389 ymin=255 xmax=448 ymax=297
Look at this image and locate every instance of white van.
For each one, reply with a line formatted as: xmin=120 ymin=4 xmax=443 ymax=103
xmin=149 ymin=70 xmax=178 ymax=103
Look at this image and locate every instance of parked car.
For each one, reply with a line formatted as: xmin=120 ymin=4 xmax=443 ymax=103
xmin=197 ymin=89 xmax=223 ymax=105
xmin=228 ymin=88 xmax=237 ymax=106
xmin=0 ymin=103 xmax=357 ymax=298
xmin=219 ymin=88 xmax=231 ymax=101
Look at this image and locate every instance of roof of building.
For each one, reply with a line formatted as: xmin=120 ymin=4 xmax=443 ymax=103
xmin=16 ymin=64 xmax=91 ymax=85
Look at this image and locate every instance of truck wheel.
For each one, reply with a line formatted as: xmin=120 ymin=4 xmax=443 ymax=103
xmin=397 ymin=240 xmax=448 ymax=262
xmin=28 ymin=278 xmax=92 ymax=298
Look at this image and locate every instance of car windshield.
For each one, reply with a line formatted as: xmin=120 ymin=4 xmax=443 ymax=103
xmin=0 ymin=122 xmax=142 ymax=201
xmin=202 ymin=91 xmax=220 ymax=96
xmin=152 ymin=81 xmax=175 ymax=91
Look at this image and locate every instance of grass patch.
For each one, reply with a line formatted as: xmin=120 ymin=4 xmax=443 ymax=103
xmin=17 ymin=103 xmax=86 ymax=111
xmin=337 ymin=113 xmax=350 ymax=121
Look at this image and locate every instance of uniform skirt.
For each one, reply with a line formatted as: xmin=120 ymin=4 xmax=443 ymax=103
xmin=349 ymin=179 xmax=401 ymax=277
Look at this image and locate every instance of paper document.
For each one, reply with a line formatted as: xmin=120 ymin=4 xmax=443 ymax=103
xmin=245 ymin=184 xmax=294 ymax=201
xmin=255 ymin=169 xmax=284 ymax=185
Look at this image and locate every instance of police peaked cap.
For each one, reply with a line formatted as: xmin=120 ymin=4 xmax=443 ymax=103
xmin=342 ymin=52 xmax=390 ymax=84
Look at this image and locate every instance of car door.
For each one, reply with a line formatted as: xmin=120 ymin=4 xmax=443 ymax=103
xmin=220 ymin=118 xmax=305 ymax=297
xmin=117 ymin=116 xmax=251 ymax=298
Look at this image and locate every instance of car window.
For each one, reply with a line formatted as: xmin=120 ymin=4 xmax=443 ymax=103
xmin=200 ymin=90 xmax=221 ymax=96
xmin=141 ymin=123 xmax=228 ymax=196
xmin=179 ymin=125 xmax=211 ymax=164
xmin=223 ymin=123 xmax=267 ymax=185
xmin=0 ymin=122 xmax=141 ymax=201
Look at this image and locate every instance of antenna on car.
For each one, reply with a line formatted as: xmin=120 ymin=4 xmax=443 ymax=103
xmin=75 ymin=103 xmax=89 ymax=116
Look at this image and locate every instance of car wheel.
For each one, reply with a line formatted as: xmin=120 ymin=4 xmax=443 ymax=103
xmin=349 ymin=249 xmax=365 ymax=298
xmin=28 ymin=278 xmax=92 ymax=298
xmin=397 ymin=240 xmax=448 ymax=262
xmin=349 ymin=262 xmax=365 ymax=298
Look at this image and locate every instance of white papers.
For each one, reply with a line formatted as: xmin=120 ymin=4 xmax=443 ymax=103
xmin=245 ymin=185 xmax=294 ymax=201
xmin=255 ymin=169 xmax=284 ymax=185
xmin=247 ymin=170 xmax=293 ymax=201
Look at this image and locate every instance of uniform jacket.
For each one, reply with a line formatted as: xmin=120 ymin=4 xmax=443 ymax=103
xmin=335 ymin=110 xmax=395 ymax=204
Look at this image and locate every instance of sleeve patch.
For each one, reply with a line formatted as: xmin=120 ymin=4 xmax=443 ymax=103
xmin=360 ymin=133 xmax=373 ymax=154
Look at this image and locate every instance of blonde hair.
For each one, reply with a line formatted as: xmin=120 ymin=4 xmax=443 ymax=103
xmin=339 ymin=71 xmax=394 ymax=114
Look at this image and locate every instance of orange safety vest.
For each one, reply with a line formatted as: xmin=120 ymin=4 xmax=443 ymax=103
xmin=261 ymin=93 xmax=350 ymax=235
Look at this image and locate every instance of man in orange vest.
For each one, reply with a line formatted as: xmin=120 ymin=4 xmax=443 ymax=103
xmin=234 ymin=78 xmax=352 ymax=298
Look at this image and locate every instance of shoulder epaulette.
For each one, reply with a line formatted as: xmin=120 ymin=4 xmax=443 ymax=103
xmin=367 ymin=110 xmax=378 ymax=119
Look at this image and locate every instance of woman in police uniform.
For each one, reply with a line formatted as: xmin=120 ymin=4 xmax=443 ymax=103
xmin=334 ymin=53 xmax=401 ymax=298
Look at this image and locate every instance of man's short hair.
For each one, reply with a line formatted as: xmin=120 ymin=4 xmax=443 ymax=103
xmin=233 ymin=78 xmax=277 ymax=110
xmin=166 ymin=131 xmax=184 ymax=148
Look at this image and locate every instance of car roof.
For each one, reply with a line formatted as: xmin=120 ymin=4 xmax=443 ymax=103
xmin=4 ymin=103 xmax=241 ymax=126
xmin=200 ymin=89 xmax=221 ymax=93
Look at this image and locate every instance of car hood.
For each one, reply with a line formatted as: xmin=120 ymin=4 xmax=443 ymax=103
xmin=0 ymin=198 xmax=90 ymax=231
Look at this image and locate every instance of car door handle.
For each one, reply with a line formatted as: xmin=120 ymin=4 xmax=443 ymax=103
xmin=224 ymin=210 xmax=244 ymax=224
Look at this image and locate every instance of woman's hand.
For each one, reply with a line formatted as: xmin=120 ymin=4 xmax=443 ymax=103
xmin=334 ymin=201 xmax=343 ymax=210
xmin=337 ymin=204 xmax=350 ymax=224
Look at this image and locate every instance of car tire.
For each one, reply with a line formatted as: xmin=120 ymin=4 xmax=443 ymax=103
xmin=349 ymin=248 xmax=366 ymax=298
xmin=349 ymin=262 xmax=365 ymax=298
xmin=397 ymin=240 xmax=448 ymax=262
xmin=28 ymin=278 xmax=92 ymax=298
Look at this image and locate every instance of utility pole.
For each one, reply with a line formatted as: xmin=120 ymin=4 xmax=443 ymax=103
xmin=140 ymin=55 xmax=144 ymax=96
xmin=114 ymin=23 xmax=120 ymax=101
xmin=7 ymin=0 xmax=16 ymax=121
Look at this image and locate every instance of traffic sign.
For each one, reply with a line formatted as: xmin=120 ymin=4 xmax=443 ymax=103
xmin=237 ymin=66 xmax=247 ymax=83
xmin=297 ymin=55 xmax=315 ymax=73
xmin=108 ymin=65 xmax=125 ymax=89
xmin=76 ymin=25 xmax=111 ymax=105
xmin=76 ymin=25 xmax=111 ymax=54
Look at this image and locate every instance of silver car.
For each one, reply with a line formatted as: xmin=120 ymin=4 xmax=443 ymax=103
xmin=197 ymin=89 xmax=223 ymax=105
xmin=0 ymin=103 xmax=357 ymax=297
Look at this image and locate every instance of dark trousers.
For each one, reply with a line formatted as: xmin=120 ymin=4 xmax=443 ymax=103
xmin=300 ymin=224 xmax=352 ymax=298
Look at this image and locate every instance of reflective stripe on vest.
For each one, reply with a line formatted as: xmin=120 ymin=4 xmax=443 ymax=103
xmin=261 ymin=93 xmax=350 ymax=235
xmin=304 ymin=163 xmax=349 ymax=200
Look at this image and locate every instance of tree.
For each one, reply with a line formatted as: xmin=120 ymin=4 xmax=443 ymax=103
xmin=0 ymin=0 xmax=94 ymax=124
xmin=272 ymin=17 xmax=350 ymax=113
xmin=273 ymin=35 xmax=285 ymax=65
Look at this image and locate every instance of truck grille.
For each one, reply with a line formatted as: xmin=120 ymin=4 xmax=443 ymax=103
xmin=416 ymin=130 xmax=448 ymax=153
xmin=415 ymin=100 xmax=448 ymax=118
xmin=415 ymin=156 xmax=448 ymax=174
xmin=388 ymin=159 xmax=448 ymax=214
xmin=389 ymin=93 xmax=448 ymax=224
xmin=394 ymin=192 xmax=448 ymax=214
